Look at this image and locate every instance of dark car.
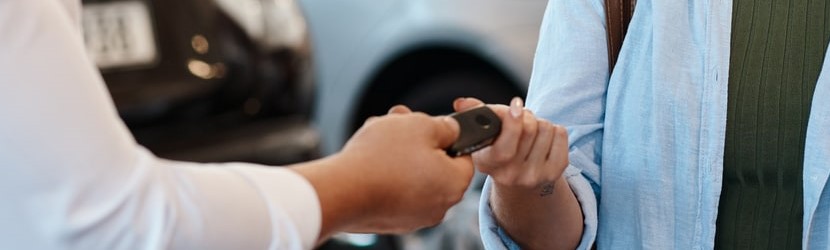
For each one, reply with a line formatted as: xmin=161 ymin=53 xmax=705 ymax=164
xmin=81 ymin=0 xmax=317 ymax=165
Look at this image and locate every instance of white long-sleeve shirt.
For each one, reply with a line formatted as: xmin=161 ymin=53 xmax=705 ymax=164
xmin=0 ymin=0 xmax=321 ymax=249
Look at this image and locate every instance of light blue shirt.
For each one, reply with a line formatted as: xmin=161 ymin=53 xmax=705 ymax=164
xmin=479 ymin=0 xmax=830 ymax=249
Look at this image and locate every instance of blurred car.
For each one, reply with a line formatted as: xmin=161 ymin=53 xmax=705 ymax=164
xmin=81 ymin=0 xmax=317 ymax=165
xmin=301 ymin=0 xmax=549 ymax=249
xmin=301 ymin=0 xmax=548 ymax=155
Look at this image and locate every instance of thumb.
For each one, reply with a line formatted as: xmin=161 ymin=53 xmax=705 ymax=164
xmin=430 ymin=116 xmax=461 ymax=148
xmin=432 ymin=117 xmax=474 ymax=187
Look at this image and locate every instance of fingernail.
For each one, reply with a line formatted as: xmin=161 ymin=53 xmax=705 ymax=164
xmin=510 ymin=97 xmax=523 ymax=118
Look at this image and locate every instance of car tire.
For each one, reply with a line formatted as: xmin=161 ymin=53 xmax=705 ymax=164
xmin=352 ymin=70 xmax=522 ymax=134
xmin=397 ymin=71 xmax=520 ymax=116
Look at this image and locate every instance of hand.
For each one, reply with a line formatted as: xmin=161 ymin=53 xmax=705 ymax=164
xmin=293 ymin=105 xmax=475 ymax=240
xmin=338 ymin=106 xmax=475 ymax=233
xmin=453 ymin=97 xmax=569 ymax=194
xmin=453 ymin=97 xmax=582 ymax=250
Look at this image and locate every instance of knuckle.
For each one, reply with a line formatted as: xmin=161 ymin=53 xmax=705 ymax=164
xmin=542 ymin=120 xmax=555 ymax=133
xmin=554 ymin=125 xmax=568 ymax=138
xmin=536 ymin=123 xmax=552 ymax=138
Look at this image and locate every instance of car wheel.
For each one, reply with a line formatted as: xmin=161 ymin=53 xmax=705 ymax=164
xmin=397 ymin=71 xmax=520 ymax=116
xmin=352 ymin=70 xmax=522 ymax=134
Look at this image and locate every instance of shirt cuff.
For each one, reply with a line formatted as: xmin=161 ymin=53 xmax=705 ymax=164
xmin=477 ymin=165 xmax=598 ymax=250
xmin=562 ymin=165 xmax=598 ymax=249
xmin=478 ymin=178 xmax=522 ymax=250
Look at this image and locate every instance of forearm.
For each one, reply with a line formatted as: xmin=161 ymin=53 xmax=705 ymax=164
xmin=293 ymin=111 xmax=481 ymax=245
xmin=289 ymin=153 xmax=370 ymax=243
xmin=491 ymin=176 xmax=583 ymax=250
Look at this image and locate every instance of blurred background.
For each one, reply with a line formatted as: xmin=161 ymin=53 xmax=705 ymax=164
xmin=80 ymin=0 xmax=547 ymax=248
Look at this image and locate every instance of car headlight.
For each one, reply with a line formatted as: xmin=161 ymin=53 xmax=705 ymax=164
xmin=261 ymin=0 xmax=309 ymax=50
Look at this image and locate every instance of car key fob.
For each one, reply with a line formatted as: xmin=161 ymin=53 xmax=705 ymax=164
xmin=445 ymin=106 xmax=502 ymax=157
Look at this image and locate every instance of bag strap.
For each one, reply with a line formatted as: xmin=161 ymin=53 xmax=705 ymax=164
xmin=604 ymin=0 xmax=636 ymax=74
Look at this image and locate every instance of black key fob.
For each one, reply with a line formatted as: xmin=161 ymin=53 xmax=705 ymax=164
xmin=445 ymin=106 xmax=502 ymax=157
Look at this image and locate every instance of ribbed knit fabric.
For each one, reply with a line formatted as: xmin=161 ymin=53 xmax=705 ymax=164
xmin=716 ymin=0 xmax=830 ymax=249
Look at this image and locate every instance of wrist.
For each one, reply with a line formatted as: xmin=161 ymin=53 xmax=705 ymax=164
xmin=290 ymin=154 xmax=372 ymax=241
xmin=489 ymin=175 xmax=582 ymax=250
xmin=491 ymin=175 xmax=567 ymax=198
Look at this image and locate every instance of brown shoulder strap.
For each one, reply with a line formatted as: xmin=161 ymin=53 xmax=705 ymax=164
xmin=604 ymin=0 xmax=636 ymax=74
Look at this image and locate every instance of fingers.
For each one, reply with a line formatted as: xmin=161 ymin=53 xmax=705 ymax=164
xmin=484 ymin=104 xmax=510 ymax=120
xmin=452 ymin=97 xmax=511 ymax=121
xmin=364 ymin=104 xmax=412 ymax=128
xmin=453 ymin=97 xmax=485 ymax=112
xmin=526 ymin=119 xmax=556 ymax=163
xmin=388 ymin=105 xmax=412 ymax=114
xmin=430 ymin=116 xmax=461 ymax=148
xmin=487 ymin=97 xmax=525 ymax=163
xmin=547 ymin=125 xmax=570 ymax=168
xmin=515 ymin=109 xmax=539 ymax=160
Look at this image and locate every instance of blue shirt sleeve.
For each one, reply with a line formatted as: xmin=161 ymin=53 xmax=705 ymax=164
xmin=477 ymin=0 xmax=609 ymax=248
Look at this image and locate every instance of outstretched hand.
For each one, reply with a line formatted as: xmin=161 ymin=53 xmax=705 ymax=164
xmin=453 ymin=97 xmax=569 ymax=194
xmin=337 ymin=105 xmax=475 ymax=233
xmin=293 ymin=104 xmax=476 ymax=242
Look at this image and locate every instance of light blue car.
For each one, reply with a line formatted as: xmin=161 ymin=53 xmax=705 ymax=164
xmin=301 ymin=0 xmax=548 ymax=155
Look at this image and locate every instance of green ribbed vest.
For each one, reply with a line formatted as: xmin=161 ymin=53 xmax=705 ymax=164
xmin=715 ymin=0 xmax=830 ymax=249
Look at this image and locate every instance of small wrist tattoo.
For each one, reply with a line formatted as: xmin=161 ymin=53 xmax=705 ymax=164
xmin=539 ymin=182 xmax=555 ymax=197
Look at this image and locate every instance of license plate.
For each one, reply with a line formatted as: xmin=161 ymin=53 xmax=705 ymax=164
xmin=82 ymin=1 xmax=157 ymax=70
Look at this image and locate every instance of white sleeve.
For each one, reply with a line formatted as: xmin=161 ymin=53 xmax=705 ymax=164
xmin=0 ymin=0 xmax=321 ymax=249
